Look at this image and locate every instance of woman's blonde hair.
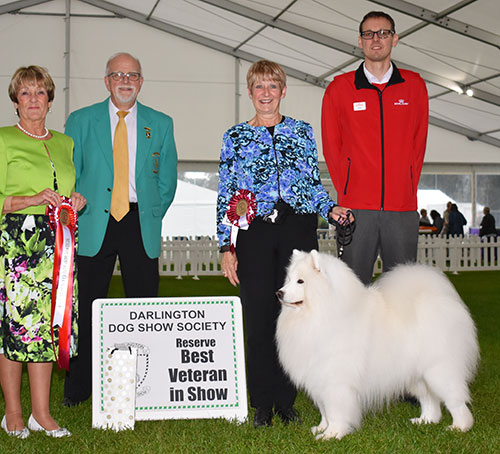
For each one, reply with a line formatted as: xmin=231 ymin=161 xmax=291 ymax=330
xmin=8 ymin=65 xmax=55 ymax=103
xmin=247 ymin=60 xmax=286 ymax=91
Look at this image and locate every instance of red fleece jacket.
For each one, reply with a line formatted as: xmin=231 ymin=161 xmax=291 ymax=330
xmin=321 ymin=63 xmax=428 ymax=212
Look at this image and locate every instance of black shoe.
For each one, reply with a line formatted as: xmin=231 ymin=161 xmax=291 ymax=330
xmin=275 ymin=407 xmax=301 ymax=425
xmin=61 ymin=397 xmax=83 ymax=408
xmin=401 ymin=394 xmax=419 ymax=406
xmin=253 ymin=408 xmax=273 ymax=428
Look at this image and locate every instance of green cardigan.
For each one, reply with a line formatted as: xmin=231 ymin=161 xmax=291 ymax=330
xmin=0 ymin=126 xmax=75 ymax=215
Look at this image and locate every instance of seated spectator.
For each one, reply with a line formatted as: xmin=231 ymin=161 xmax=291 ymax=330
xmin=480 ymin=207 xmax=496 ymax=237
xmin=430 ymin=210 xmax=444 ymax=235
xmin=419 ymin=208 xmax=431 ymax=226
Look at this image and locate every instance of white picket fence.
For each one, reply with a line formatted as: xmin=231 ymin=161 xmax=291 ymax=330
xmin=113 ymin=233 xmax=499 ymax=278
xmin=414 ymin=234 xmax=499 ymax=272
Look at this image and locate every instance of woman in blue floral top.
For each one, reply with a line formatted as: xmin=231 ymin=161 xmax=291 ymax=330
xmin=217 ymin=60 xmax=351 ymax=428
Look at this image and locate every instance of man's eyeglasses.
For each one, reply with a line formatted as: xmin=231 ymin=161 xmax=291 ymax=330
xmin=107 ymin=72 xmax=141 ymax=82
xmin=360 ymin=29 xmax=395 ymax=40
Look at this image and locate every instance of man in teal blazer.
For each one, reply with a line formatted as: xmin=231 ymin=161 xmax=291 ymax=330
xmin=63 ymin=52 xmax=177 ymax=405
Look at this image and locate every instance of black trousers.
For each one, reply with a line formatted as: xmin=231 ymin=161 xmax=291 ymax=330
xmin=236 ymin=213 xmax=318 ymax=410
xmin=64 ymin=209 xmax=159 ymax=402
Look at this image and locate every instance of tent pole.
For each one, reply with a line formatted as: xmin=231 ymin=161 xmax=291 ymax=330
xmin=471 ymin=170 xmax=476 ymax=228
xmin=64 ymin=0 xmax=71 ymax=121
xmin=234 ymin=57 xmax=240 ymax=124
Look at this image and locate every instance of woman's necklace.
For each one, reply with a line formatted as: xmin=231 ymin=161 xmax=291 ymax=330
xmin=16 ymin=122 xmax=49 ymax=139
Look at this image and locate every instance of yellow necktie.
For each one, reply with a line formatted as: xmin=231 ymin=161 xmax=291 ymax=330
xmin=110 ymin=110 xmax=130 ymax=221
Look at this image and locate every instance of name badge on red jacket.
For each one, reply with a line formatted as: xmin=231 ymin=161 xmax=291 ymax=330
xmin=353 ymin=102 xmax=366 ymax=111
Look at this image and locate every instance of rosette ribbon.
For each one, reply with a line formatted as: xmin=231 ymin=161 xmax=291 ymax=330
xmin=46 ymin=196 xmax=77 ymax=370
xmin=226 ymin=189 xmax=257 ymax=252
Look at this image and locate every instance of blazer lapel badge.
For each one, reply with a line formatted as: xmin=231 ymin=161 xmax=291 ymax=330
xmin=152 ymin=152 xmax=160 ymax=174
xmin=144 ymin=127 xmax=151 ymax=139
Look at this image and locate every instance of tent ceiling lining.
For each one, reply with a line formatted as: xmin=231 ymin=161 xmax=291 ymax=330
xmin=369 ymin=0 xmax=500 ymax=48
xmin=0 ymin=0 xmax=46 ymax=14
xmin=2 ymin=0 xmax=499 ymax=149
xmin=82 ymin=0 xmax=332 ymax=88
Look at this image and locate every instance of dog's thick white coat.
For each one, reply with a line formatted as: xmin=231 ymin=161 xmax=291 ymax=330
xmin=276 ymin=250 xmax=479 ymax=440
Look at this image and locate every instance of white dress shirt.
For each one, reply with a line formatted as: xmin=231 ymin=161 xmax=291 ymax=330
xmin=109 ymin=99 xmax=138 ymax=203
xmin=363 ymin=62 xmax=394 ymax=85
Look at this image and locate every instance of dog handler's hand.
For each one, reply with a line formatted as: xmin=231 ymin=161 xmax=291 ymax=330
xmin=329 ymin=205 xmax=354 ymax=224
xmin=222 ymin=251 xmax=239 ymax=287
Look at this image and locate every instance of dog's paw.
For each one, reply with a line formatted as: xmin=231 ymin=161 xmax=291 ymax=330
xmin=311 ymin=425 xmax=323 ymax=435
xmin=446 ymin=423 xmax=472 ymax=433
xmin=410 ymin=416 xmax=440 ymax=425
xmin=447 ymin=404 xmax=473 ymax=432
xmin=315 ymin=431 xmax=345 ymax=441
xmin=315 ymin=425 xmax=351 ymax=440
xmin=311 ymin=418 xmax=328 ymax=435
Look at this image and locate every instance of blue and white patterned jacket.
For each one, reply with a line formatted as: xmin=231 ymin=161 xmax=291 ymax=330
xmin=216 ymin=116 xmax=336 ymax=248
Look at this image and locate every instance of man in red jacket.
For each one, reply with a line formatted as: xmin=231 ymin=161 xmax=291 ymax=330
xmin=322 ymin=11 xmax=428 ymax=285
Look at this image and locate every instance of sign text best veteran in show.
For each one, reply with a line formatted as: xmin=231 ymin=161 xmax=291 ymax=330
xmin=92 ymin=297 xmax=247 ymax=424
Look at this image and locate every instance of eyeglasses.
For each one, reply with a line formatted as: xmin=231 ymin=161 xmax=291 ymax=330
xmin=107 ymin=72 xmax=141 ymax=82
xmin=360 ymin=29 xmax=395 ymax=40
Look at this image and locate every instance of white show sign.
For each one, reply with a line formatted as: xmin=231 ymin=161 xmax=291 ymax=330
xmin=92 ymin=296 xmax=247 ymax=427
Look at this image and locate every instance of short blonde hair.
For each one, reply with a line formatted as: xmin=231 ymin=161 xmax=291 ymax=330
xmin=247 ymin=60 xmax=286 ymax=91
xmin=8 ymin=65 xmax=55 ymax=103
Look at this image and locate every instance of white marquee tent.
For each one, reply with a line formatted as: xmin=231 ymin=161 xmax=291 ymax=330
xmin=1 ymin=0 xmax=499 ymax=234
xmin=1 ymin=0 xmax=499 ymax=163
xmin=162 ymin=179 xmax=217 ymax=237
xmin=165 ymin=187 xmax=471 ymax=238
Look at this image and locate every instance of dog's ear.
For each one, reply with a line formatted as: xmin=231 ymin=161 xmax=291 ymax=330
xmin=292 ymin=249 xmax=301 ymax=256
xmin=310 ymin=250 xmax=321 ymax=272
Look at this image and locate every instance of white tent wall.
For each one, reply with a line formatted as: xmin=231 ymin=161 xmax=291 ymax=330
xmin=1 ymin=0 xmax=500 ymax=166
xmin=426 ymin=126 xmax=500 ymax=164
xmin=0 ymin=3 xmax=67 ymax=131
xmin=0 ymin=0 xmax=237 ymax=161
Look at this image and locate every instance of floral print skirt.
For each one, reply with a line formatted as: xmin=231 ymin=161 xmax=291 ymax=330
xmin=0 ymin=214 xmax=78 ymax=362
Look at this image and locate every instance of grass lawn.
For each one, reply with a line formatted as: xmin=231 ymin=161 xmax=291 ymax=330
xmin=1 ymin=272 xmax=499 ymax=454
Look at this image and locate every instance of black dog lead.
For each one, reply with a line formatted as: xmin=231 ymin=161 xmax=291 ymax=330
xmin=330 ymin=210 xmax=355 ymax=259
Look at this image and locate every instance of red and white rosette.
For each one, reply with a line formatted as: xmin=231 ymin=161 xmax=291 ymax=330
xmin=226 ymin=189 xmax=257 ymax=252
xmin=46 ymin=196 xmax=78 ymax=371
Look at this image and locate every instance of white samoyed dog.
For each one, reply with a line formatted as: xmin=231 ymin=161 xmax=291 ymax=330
xmin=276 ymin=250 xmax=479 ymax=440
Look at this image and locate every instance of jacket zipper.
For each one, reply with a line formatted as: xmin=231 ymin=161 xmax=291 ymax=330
xmin=344 ymin=157 xmax=351 ymax=195
xmin=377 ymin=89 xmax=385 ymax=211
xmin=410 ymin=165 xmax=414 ymax=195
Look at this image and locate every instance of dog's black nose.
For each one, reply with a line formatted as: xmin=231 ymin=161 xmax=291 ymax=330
xmin=276 ymin=290 xmax=283 ymax=301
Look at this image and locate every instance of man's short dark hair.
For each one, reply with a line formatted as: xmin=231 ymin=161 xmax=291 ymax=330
xmin=359 ymin=11 xmax=396 ymax=34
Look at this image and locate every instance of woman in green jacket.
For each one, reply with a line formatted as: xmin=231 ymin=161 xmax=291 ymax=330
xmin=0 ymin=66 xmax=86 ymax=438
